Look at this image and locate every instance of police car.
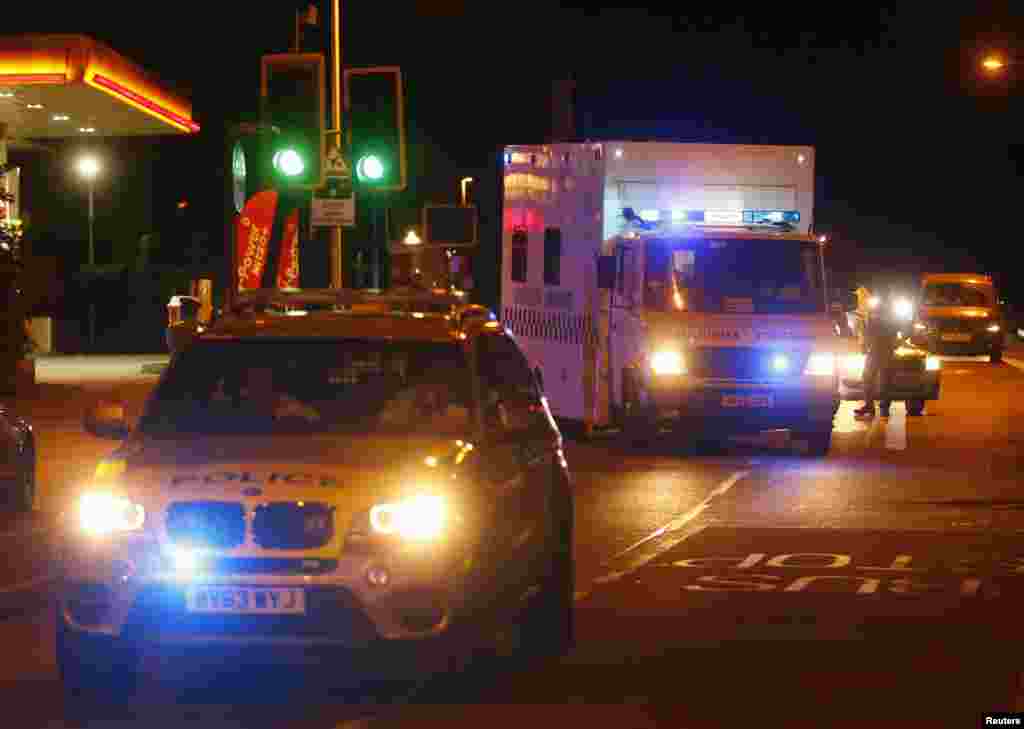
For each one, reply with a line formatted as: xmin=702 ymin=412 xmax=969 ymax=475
xmin=57 ymin=288 xmax=574 ymax=703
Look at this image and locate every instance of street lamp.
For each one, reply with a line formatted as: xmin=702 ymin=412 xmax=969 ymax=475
xmin=75 ymin=154 xmax=100 ymax=349
xmin=403 ymin=229 xmax=421 ymax=246
xmin=460 ymin=177 xmax=474 ymax=207
xmin=982 ymin=55 xmax=1008 ymax=73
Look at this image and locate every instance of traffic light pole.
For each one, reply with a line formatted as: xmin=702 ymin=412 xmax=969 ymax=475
xmin=328 ymin=0 xmax=344 ymax=288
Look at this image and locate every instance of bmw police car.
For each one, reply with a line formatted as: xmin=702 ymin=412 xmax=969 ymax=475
xmin=57 ymin=288 xmax=574 ymax=702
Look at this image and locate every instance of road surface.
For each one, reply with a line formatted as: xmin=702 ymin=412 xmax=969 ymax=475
xmin=0 ymin=352 xmax=1022 ymax=727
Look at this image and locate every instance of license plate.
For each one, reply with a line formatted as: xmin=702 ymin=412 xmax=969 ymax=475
xmin=941 ymin=333 xmax=972 ymax=342
xmin=185 ymin=586 xmax=306 ymax=615
xmin=721 ymin=393 xmax=774 ymax=408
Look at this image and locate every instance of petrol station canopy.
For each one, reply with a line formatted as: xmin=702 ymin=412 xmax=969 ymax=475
xmin=0 ymin=34 xmax=199 ymax=139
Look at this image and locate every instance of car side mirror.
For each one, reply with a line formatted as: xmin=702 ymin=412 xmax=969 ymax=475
xmin=597 ymin=255 xmax=616 ymax=290
xmin=84 ymin=399 xmax=131 ymax=440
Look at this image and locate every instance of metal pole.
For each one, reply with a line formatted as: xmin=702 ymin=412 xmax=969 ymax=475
xmin=88 ymin=183 xmax=94 ymax=266
xmin=329 ymin=0 xmax=344 ymax=288
xmin=87 ymin=181 xmax=95 ymax=349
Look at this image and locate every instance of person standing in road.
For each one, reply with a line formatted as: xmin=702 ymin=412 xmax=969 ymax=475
xmin=854 ymin=289 xmax=901 ymax=419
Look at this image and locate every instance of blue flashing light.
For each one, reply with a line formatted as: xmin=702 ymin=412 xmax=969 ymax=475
xmin=743 ymin=210 xmax=801 ymax=224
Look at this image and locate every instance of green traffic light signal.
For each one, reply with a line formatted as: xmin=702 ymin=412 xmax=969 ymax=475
xmin=273 ymin=148 xmax=306 ymax=177
xmin=356 ymin=154 xmax=384 ymax=181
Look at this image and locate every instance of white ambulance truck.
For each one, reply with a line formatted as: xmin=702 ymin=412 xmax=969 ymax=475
xmin=500 ymin=142 xmax=848 ymax=455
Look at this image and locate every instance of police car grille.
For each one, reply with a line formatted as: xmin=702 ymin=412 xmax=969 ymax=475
xmin=688 ymin=347 xmax=809 ymax=380
xmin=166 ymin=501 xmax=246 ymax=549
xmin=252 ymin=502 xmax=335 ymax=549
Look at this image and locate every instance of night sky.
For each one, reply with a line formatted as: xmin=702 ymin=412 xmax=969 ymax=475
xmin=7 ymin=5 xmax=1023 ymax=299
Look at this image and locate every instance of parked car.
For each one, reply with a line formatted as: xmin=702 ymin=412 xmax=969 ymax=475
xmin=0 ymin=402 xmax=35 ymax=511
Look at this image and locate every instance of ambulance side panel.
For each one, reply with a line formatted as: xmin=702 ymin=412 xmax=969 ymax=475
xmin=500 ymin=144 xmax=605 ymax=423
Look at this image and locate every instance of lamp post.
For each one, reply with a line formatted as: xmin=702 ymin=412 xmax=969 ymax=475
xmin=460 ymin=176 xmax=473 ymax=207
xmin=76 ymin=154 xmax=100 ymax=348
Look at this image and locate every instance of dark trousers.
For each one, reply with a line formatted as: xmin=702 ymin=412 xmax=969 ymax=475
xmin=862 ymin=347 xmax=894 ymax=406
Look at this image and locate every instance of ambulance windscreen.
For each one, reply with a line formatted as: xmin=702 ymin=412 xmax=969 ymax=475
xmin=643 ymin=237 xmax=824 ymax=314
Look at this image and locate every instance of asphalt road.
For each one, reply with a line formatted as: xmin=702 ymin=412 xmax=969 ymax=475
xmin=1 ymin=353 xmax=1023 ymax=727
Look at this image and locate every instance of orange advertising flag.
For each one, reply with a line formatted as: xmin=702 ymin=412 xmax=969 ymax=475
xmin=236 ymin=190 xmax=278 ymax=291
xmin=277 ymin=208 xmax=300 ymax=289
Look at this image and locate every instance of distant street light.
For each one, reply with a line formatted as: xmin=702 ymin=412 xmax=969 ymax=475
xmin=403 ymin=229 xmax=421 ymax=246
xmin=982 ymin=55 xmax=1008 ymax=73
xmin=460 ymin=176 xmax=474 ymax=206
xmin=75 ymin=154 xmax=101 ymax=349
xmin=818 ymin=234 xmax=828 ymax=243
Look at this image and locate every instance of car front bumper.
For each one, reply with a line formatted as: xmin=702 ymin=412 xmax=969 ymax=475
xmin=645 ymin=376 xmax=839 ymax=434
xmin=57 ymin=532 xmax=468 ymax=649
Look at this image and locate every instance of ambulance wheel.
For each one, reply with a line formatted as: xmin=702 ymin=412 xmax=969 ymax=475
xmin=907 ymin=400 xmax=925 ymax=417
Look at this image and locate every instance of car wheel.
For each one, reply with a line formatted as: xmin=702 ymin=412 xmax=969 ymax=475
xmin=907 ymin=400 xmax=925 ymax=417
xmin=16 ymin=439 xmax=35 ymax=513
xmin=521 ymin=477 xmax=575 ymax=659
xmin=795 ymin=428 xmax=832 ymax=457
xmin=56 ymin=615 xmax=139 ymax=713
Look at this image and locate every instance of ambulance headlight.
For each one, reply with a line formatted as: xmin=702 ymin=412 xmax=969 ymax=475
xmin=892 ymin=298 xmax=914 ymax=321
xmin=841 ymin=353 xmax=867 ymax=379
xmin=370 ymin=495 xmax=447 ymax=541
xmin=803 ymin=352 xmax=836 ymax=377
xmin=78 ymin=492 xmax=145 ymax=536
xmin=650 ymin=349 xmax=686 ymax=376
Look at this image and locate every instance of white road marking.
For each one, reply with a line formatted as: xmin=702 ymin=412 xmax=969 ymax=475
xmin=576 ymin=470 xmax=750 ymax=602
xmin=833 ymin=402 xmax=872 ymax=434
xmin=884 ymin=405 xmax=907 ymax=451
xmin=0 ymin=572 xmax=56 ymax=595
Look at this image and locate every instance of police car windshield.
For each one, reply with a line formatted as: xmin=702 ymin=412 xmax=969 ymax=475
xmin=922 ymin=283 xmax=993 ymax=308
xmin=139 ymin=339 xmax=475 ymax=438
xmin=644 ymin=237 xmax=824 ymax=314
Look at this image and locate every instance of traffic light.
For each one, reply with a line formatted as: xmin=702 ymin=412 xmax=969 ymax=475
xmin=260 ymin=53 xmax=325 ymax=190
xmin=344 ymin=67 xmax=406 ymax=191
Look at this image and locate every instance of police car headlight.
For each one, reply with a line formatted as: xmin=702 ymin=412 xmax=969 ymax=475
xmin=926 ymin=356 xmax=941 ymax=371
xmin=370 ymin=495 xmax=447 ymax=541
xmin=78 ymin=492 xmax=145 ymax=536
xmin=650 ymin=349 xmax=686 ymax=376
xmin=804 ymin=352 xmax=836 ymax=376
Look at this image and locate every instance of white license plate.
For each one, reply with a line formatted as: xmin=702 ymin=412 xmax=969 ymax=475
xmin=721 ymin=394 xmax=774 ymax=408
xmin=941 ymin=333 xmax=972 ymax=342
xmin=185 ymin=586 xmax=306 ymax=615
